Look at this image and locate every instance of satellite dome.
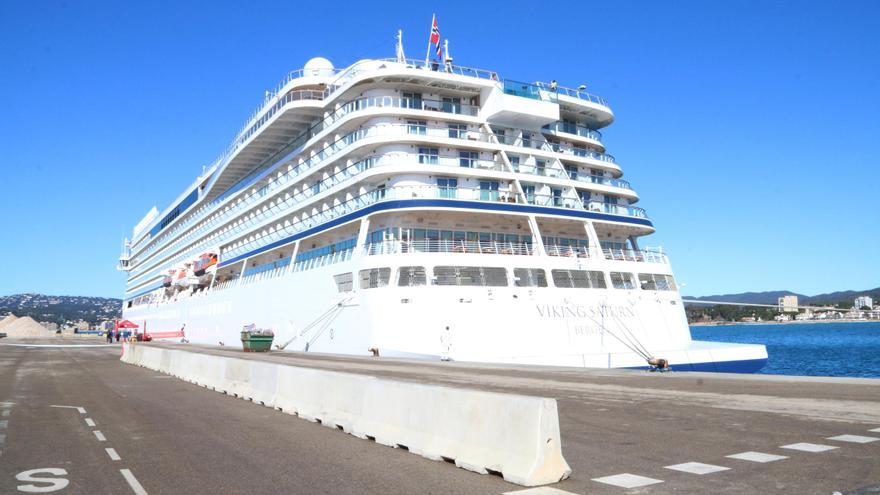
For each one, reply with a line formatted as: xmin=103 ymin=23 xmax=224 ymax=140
xmin=303 ymin=57 xmax=334 ymax=76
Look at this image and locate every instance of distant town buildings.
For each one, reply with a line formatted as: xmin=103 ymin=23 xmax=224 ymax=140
xmin=778 ymin=295 xmax=799 ymax=313
xmin=854 ymin=296 xmax=873 ymax=310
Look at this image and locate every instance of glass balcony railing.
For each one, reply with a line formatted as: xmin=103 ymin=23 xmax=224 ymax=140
xmin=534 ymin=82 xmax=610 ymax=108
xmin=130 ymin=121 xmax=632 ymax=281
xmin=220 ymin=184 xmax=648 ymax=262
xmin=503 ymin=79 xmax=558 ymax=103
xmin=542 ymin=122 xmax=603 ymax=143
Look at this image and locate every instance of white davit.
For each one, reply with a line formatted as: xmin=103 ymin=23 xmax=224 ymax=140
xmin=118 ymin=43 xmax=767 ymax=372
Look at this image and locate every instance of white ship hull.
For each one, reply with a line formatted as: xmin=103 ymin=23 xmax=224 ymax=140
xmin=124 ymin=254 xmax=767 ymax=372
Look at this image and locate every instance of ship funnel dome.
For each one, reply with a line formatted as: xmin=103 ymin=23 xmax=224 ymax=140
xmin=304 ymin=57 xmax=334 ymax=77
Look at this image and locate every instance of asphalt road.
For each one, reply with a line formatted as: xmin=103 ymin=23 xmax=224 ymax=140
xmin=1 ymin=340 xmax=879 ymax=494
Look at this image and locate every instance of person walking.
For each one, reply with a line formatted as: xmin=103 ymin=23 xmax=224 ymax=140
xmin=106 ymin=329 xmax=113 ymax=344
xmin=115 ymin=329 xmax=120 ymax=342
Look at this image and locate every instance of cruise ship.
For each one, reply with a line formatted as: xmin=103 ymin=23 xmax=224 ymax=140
xmin=118 ymin=39 xmax=767 ymax=372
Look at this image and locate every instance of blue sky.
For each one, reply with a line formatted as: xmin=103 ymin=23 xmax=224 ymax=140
xmin=0 ymin=1 xmax=877 ymax=298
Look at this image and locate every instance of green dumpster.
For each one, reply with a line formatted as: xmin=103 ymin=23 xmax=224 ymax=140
xmin=241 ymin=326 xmax=274 ymax=352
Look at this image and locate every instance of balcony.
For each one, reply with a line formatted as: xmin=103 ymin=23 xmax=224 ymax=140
xmin=483 ymin=80 xmax=559 ymax=127
xmin=602 ymin=248 xmax=668 ymax=264
xmin=542 ymin=122 xmax=603 ymax=147
xmin=365 ymin=239 xmax=534 ymax=256
xmin=220 ymin=184 xmax=651 ymax=263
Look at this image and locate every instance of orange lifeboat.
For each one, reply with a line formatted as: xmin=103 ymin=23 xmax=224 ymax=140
xmin=193 ymin=252 xmax=218 ymax=277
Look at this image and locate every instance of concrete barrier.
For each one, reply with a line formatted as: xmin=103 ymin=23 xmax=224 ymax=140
xmin=120 ymin=343 xmax=571 ymax=486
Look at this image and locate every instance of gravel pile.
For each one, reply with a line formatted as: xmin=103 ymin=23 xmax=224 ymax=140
xmin=1 ymin=316 xmax=54 ymax=338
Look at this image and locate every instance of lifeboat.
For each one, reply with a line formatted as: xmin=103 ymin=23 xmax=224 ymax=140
xmin=163 ymin=269 xmax=177 ymax=288
xmin=173 ymin=263 xmax=199 ymax=288
xmin=193 ymin=252 xmax=218 ymax=277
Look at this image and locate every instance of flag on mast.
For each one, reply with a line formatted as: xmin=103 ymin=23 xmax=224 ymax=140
xmin=430 ymin=15 xmax=442 ymax=58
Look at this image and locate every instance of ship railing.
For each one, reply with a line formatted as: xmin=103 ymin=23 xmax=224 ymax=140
xmin=544 ymin=245 xmax=591 ymax=258
xmin=130 ymin=145 xmax=639 ymax=282
xmin=542 ymin=122 xmax=603 ymax=143
xmin=364 ymin=240 xmax=534 ymax=256
xmin=134 ymin=95 xmax=604 ymax=264
xmin=503 ymin=80 xmax=558 ymax=103
xmin=585 ymin=202 xmax=647 ymax=218
xmin=292 ymin=248 xmax=355 ymax=272
xmin=602 ymin=248 xmax=668 ymax=264
xmin=534 ymin=82 xmax=610 ymax=107
xmin=131 ymin=118 xmax=632 ymax=279
xmin=219 ymin=184 xmax=648 ymax=263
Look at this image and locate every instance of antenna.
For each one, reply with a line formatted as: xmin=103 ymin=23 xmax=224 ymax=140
xmin=396 ymin=29 xmax=406 ymax=62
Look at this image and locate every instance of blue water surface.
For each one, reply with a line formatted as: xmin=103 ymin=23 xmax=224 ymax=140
xmin=690 ymin=322 xmax=880 ymax=378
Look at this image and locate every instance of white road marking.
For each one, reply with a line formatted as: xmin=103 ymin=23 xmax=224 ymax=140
xmin=726 ymin=451 xmax=788 ymax=463
xmin=827 ymin=434 xmax=879 ymax=444
xmin=781 ymin=442 xmax=838 ymax=453
xmin=105 ymin=448 xmax=121 ymax=461
xmin=0 ymin=433 xmax=6 ymax=443
xmin=502 ymin=488 xmax=581 ymax=495
xmin=870 ymin=427 xmax=880 ymax=433
xmin=93 ymin=430 xmax=106 ymax=442
xmin=1 ymin=409 xmax=10 ymax=417
xmin=49 ymin=405 xmax=86 ymax=414
xmin=15 ymin=468 xmax=69 ymax=492
xmin=0 ymin=419 xmax=7 ymax=428
xmin=0 ymin=402 xmax=15 ymax=408
xmin=664 ymin=461 xmax=730 ymax=475
xmin=84 ymin=418 xmax=96 ymax=427
xmin=120 ymin=469 xmax=148 ymax=495
xmin=592 ymin=473 xmax=663 ymax=488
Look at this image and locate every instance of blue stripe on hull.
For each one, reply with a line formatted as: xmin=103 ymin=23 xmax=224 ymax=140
xmin=627 ymin=358 xmax=768 ymax=374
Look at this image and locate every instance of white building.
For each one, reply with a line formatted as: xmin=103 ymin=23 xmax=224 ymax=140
xmin=854 ymin=296 xmax=873 ymax=310
xmin=778 ymin=295 xmax=798 ymax=313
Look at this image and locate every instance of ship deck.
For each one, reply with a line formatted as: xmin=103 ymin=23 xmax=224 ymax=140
xmin=1 ymin=339 xmax=878 ymax=494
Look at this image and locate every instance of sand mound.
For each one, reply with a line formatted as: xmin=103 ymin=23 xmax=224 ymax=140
xmin=0 ymin=314 xmax=18 ymax=330
xmin=2 ymin=316 xmax=54 ymax=338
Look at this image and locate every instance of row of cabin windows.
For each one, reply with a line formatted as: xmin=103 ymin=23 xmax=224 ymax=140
xmin=367 ymin=227 xmax=590 ymax=249
xmin=348 ymin=267 xmax=676 ymax=291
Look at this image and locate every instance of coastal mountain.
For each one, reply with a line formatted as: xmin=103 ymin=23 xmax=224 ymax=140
xmin=0 ymin=293 xmax=122 ymax=325
xmin=685 ymin=287 xmax=880 ymax=307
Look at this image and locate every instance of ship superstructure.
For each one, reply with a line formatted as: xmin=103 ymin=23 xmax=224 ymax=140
xmin=118 ymin=50 xmax=767 ymax=371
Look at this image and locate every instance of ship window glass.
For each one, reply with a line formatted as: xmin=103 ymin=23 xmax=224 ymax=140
xmin=398 ymin=266 xmax=427 ymax=286
xmin=565 ymin=165 xmax=578 ymax=180
xmin=448 ymin=123 xmax=467 ymax=139
xmin=418 ymin=147 xmax=439 ymax=164
xmin=536 ymin=160 xmax=546 ymax=176
xmin=522 ymin=132 xmax=532 ymax=148
xmin=459 ymin=150 xmax=479 ymax=168
xmin=522 ymin=184 xmax=535 ymax=203
xmin=334 ymin=272 xmax=354 ymax=292
xmin=479 ymin=181 xmax=500 ymax=201
xmin=437 ymin=177 xmax=458 ymax=198
xmin=551 ymin=269 xmax=607 ymax=289
xmin=402 ymin=92 xmax=422 ymax=109
xmin=433 ymin=266 xmax=508 ymax=287
xmin=441 ymin=96 xmax=461 ymax=113
xmin=551 ymin=188 xmax=562 ymax=206
xmin=610 ymin=272 xmax=636 ymax=290
xmin=638 ymin=273 xmax=677 ymax=291
xmin=407 ymin=120 xmax=426 ymax=135
xmin=513 ymin=268 xmax=547 ymax=287
xmin=604 ymin=195 xmax=618 ymax=205
xmin=359 ymin=268 xmax=391 ymax=289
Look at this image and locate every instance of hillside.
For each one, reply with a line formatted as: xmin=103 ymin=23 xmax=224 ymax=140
xmin=0 ymin=293 xmax=122 ymax=326
xmin=685 ymin=287 xmax=880 ymax=307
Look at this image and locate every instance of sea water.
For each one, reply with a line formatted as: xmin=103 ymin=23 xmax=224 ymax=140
xmin=690 ymin=321 xmax=880 ymax=378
